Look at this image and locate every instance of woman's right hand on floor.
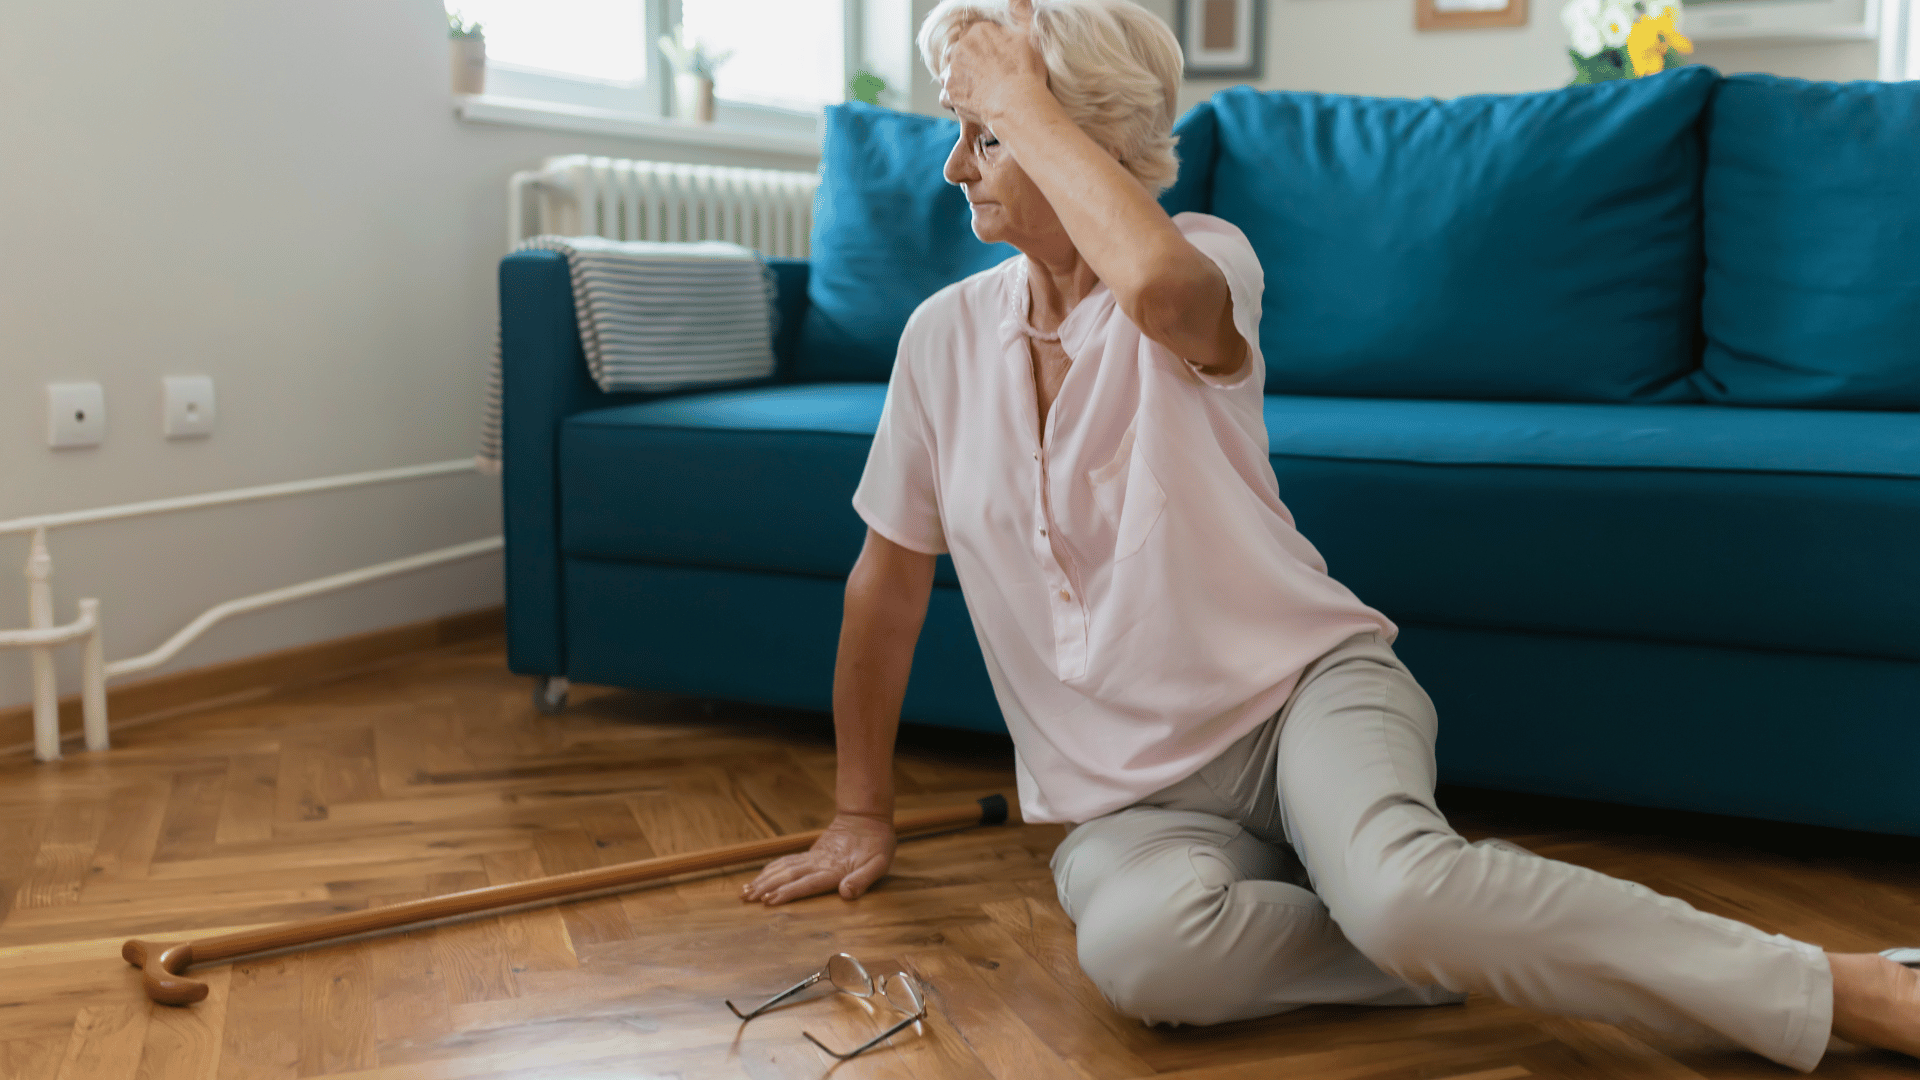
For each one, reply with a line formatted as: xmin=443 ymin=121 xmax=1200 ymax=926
xmin=741 ymin=812 xmax=897 ymax=906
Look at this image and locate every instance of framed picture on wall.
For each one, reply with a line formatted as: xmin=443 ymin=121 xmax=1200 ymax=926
xmin=1176 ymin=0 xmax=1266 ymax=79
xmin=1416 ymin=0 xmax=1530 ymax=30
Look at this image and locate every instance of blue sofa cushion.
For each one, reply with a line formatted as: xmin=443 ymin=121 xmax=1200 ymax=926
xmin=1695 ymin=74 xmax=1920 ymax=409
xmin=560 ymin=384 xmax=960 ymax=586
xmin=797 ymin=101 xmax=1221 ymax=383
xmin=1396 ymin=624 xmax=1920 ymax=836
xmin=1263 ymin=396 xmax=1920 ymax=664
xmin=561 ymin=384 xmax=1920 ymax=664
xmin=1209 ymin=68 xmax=1716 ymax=402
xmin=564 ymin=560 xmax=999 ymax=731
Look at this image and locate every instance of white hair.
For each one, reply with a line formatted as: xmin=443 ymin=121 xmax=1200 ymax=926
xmin=917 ymin=0 xmax=1184 ymax=194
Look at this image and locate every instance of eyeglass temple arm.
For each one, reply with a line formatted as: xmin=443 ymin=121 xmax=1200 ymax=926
xmin=726 ymin=971 xmax=825 ymax=1020
xmin=802 ymin=1010 xmax=925 ymax=1060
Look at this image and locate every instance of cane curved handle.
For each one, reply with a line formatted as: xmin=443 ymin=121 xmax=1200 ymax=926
xmin=123 ymin=940 xmax=206 ymax=1005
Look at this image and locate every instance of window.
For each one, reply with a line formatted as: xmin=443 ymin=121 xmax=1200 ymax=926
xmin=1886 ymin=0 xmax=1918 ymax=79
xmin=455 ymin=0 xmax=849 ymax=124
xmin=683 ymin=0 xmax=845 ymax=113
xmin=462 ymin=0 xmax=649 ymax=83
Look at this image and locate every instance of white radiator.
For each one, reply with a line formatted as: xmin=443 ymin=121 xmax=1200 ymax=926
xmin=508 ymin=154 xmax=819 ymax=257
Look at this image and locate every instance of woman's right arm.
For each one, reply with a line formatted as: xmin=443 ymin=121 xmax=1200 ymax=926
xmin=740 ymin=527 xmax=936 ymax=906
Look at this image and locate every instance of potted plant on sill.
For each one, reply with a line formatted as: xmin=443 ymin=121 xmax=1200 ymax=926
xmin=658 ymin=25 xmax=733 ymax=124
xmin=850 ymin=69 xmax=890 ymax=106
xmin=448 ymin=10 xmax=485 ymax=95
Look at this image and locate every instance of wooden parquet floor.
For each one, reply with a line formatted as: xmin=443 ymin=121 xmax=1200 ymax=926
xmin=2 ymin=638 xmax=1918 ymax=1079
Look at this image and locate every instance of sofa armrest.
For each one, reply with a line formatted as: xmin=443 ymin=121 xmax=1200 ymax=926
xmin=499 ymin=249 xmax=812 ymax=676
xmin=501 ymin=250 xmax=618 ymax=676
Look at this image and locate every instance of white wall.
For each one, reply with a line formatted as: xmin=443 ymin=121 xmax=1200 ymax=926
xmin=1181 ymin=0 xmax=1880 ymax=106
xmin=890 ymin=0 xmax=1878 ymax=119
xmin=1164 ymin=0 xmax=1569 ymax=106
xmin=1691 ymin=39 xmax=1880 ymax=81
xmin=0 ymin=0 xmax=818 ymax=712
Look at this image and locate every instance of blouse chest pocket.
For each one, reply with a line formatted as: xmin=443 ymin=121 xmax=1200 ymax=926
xmin=1086 ymin=423 xmax=1167 ymax=564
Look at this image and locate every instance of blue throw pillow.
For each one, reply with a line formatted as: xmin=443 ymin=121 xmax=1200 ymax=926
xmin=1694 ymin=74 xmax=1920 ymax=409
xmin=796 ymin=103 xmax=1016 ymax=382
xmin=796 ymin=100 xmax=1219 ymax=383
xmin=1209 ymin=67 xmax=1717 ymax=401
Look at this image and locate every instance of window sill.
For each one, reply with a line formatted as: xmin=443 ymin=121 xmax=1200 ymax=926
xmin=457 ymin=95 xmax=821 ymax=159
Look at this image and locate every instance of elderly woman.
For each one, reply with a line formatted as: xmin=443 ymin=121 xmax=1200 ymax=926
xmin=741 ymin=0 xmax=1920 ymax=1069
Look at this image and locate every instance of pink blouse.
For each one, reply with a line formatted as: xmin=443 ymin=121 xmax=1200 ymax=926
xmin=852 ymin=212 xmax=1396 ymax=824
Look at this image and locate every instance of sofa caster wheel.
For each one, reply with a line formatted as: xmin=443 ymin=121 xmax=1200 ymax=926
xmin=534 ymin=676 xmax=570 ymax=715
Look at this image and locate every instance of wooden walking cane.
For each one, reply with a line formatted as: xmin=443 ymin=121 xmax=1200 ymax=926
xmin=124 ymin=794 xmax=1010 ymax=1005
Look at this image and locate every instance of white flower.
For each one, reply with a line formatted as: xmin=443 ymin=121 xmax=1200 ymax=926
xmin=1599 ymin=2 xmax=1635 ymax=45
xmin=1562 ymin=0 xmax=1606 ymax=56
xmin=1561 ymin=0 xmax=1602 ymax=35
xmin=1568 ymin=19 xmax=1605 ymax=55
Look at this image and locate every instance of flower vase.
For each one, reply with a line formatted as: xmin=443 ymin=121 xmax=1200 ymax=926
xmin=675 ymin=74 xmax=715 ymax=123
xmin=451 ymin=36 xmax=486 ymax=95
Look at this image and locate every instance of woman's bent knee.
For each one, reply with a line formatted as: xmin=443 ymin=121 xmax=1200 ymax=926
xmin=1074 ymin=871 xmax=1338 ymax=1026
xmin=1075 ymin=894 xmax=1250 ymax=1026
xmin=1053 ymin=808 xmax=1310 ymax=1025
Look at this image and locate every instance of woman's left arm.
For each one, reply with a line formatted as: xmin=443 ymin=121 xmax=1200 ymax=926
xmin=942 ymin=2 xmax=1246 ymax=377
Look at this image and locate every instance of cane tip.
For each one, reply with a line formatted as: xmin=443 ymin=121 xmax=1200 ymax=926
xmin=977 ymin=793 xmax=1009 ymax=826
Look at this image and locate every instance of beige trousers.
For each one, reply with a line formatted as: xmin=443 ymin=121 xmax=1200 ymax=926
xmin=1050 ymin=631 xmax=1834 ymax=1072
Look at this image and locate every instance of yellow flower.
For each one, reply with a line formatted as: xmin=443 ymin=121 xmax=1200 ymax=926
xmin=1628 ymin=10 xmax=1693 ymax=76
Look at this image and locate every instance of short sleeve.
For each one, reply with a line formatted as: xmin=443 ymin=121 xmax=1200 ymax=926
xmin=852 ymin=342 xmax=948 ymax=556
xmin=1176 ymin=214 xmax=1265 ymax=391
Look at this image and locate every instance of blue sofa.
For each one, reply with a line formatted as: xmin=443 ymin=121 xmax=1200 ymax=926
xmin=502 ymin=69 xmax=1920 ymax=835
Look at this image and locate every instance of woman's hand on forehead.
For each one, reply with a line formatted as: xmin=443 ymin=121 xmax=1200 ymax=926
xmin=940 ymin=0 xmax=1050 ymax=126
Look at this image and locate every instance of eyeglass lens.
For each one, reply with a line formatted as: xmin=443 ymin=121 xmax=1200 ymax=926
xmin=878 ymin=972 xmax=925 ymax=1017
xmin=828 ymin=956 xmax=922 ymax=1018
xmin=727 ymin=952 xmax=868 ymax=1020
xmin=826 ymin=952 xmax=873 ymax=996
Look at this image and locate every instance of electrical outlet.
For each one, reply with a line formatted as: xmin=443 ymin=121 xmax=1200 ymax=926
xmin=162 ymin=375 xmax=216 ymax=439
xmin=47 ymin=383 xmax=105 ymax=449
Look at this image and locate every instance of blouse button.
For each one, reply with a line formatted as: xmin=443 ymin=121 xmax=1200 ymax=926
xmin=1059 ymin=589 xmax=1071 ymax=602
xmin=1039 ymin=528 xmax=1047 ymax=537
xmin=1032 ymin=452 xmax=1040 ymax=461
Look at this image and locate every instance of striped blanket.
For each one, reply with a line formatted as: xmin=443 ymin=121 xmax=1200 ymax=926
xmin=478 ymin=235 xmax=777 ymax=472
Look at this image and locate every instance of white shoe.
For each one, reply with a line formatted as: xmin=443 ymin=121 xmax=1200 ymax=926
xmin=1879 ymin=947 xmax=1920 ymax=968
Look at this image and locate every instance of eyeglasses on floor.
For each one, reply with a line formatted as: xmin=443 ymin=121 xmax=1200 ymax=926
xmin=725 ymin=952 xmax=929 ymax=1060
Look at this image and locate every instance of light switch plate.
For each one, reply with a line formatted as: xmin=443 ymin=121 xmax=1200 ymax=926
xmin=47 ymin=383 xmax=105 ymax=449
xmin=162 ymin=375 xmax=216 ymax=438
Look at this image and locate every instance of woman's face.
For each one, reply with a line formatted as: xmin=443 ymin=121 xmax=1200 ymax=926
xmin=943 ymin=115 xmax=1063 ymax=250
